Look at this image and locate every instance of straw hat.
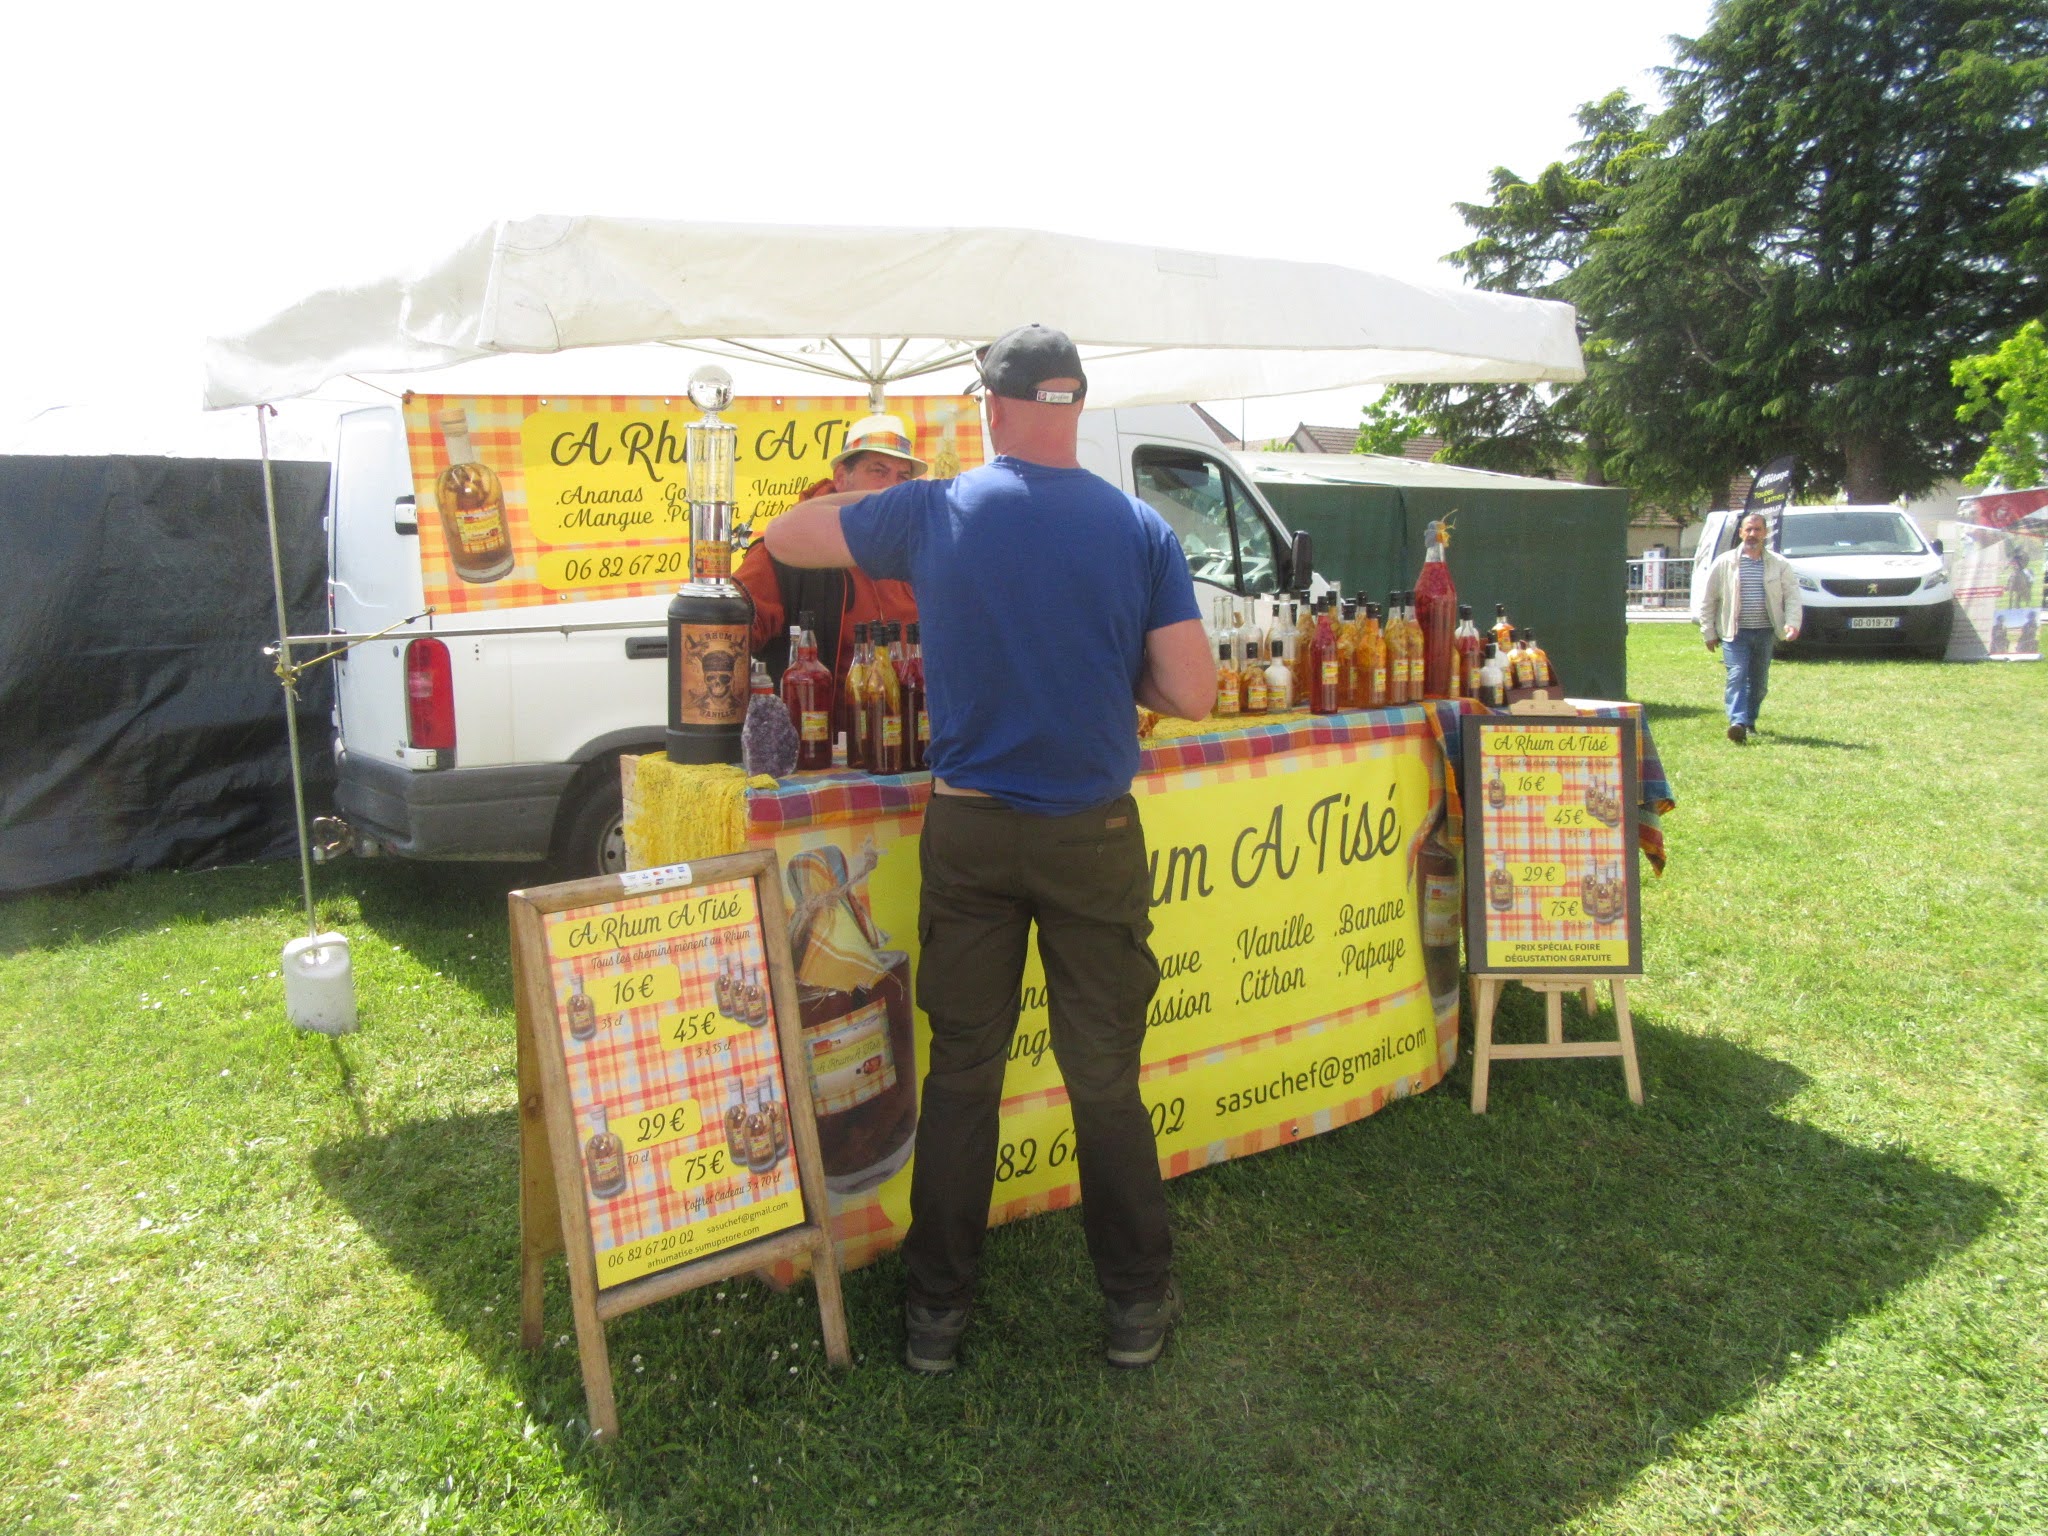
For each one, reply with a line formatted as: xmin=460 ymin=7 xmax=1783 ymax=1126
xmin=831 ymin=413 xmax=928 ymax=476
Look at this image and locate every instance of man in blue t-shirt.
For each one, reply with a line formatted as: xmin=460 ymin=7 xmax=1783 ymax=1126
xmin=764 ymin=323 xmax=1214 ymax=1373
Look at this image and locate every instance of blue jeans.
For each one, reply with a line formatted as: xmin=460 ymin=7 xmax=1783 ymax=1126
xmin=1723 ymin=626 xmax=1774 ymax=728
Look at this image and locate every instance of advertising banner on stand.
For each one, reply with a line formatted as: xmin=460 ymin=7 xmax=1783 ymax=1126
xmin=1946 ymin=489 xmax=2044 ymax=660
xmin=400 ymin=395 xmax=983 ymax=616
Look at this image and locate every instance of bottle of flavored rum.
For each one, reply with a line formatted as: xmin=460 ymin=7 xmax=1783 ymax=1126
xmin=1510 ymin=630 xmax=1536 ymax=690
xmin=837 ymin=623 xmax=873 ymax=770
xmin=433 ymin=407 xmax=515 ymax=584
xmin=1414 ymin=522 xmax=1459 ymax=700
xmin=902 ymin=621 xmax=929 ymax=770
xmin=1419 ymin=812 xmax=1462 ymax=1015
xmin=1480 ymin=643 xmax=1507 ymax=708
xmin=1525 ymin=629 xmax=1553 ymax=688
xmin=864 ymin=622 xmax=904 ymax=775
xmin=744 ymin=1084 xmax=779 ymax=1173
xmin=1309 ymin=599 xmax=1341 ymax=715
xmin=1292 ymin=594 xmax=1317 ymax=707
xmin=583 ymin=1107 xmax=629 ymax=1199
xmin=1214 ymin=634 xmax=1242 ymax=718
xmin=566 ymin=975 xmax=597 ymax=1041
xmin=1239 ymin=637 xmax=1269 ymax=715
xmin=782 ymin=615 xmax=836 ymax=771
xmin=1235 ymin=604 xmax=1262 ymax=678
xmin=1455 ymin=605 xmax=1485 ymax=701
xmin=1487 ymin=851 xmax=1515 ymax=911
xmin=722 ymin=1080 xmax=749 ymax=1164
xmin=1336 ymin=599 xmax=1359 ymax=708
xmin=1492 ymin=603 xmax=1515 ymax=653
xmin=1358 ymin=601 xmax=1387 ymax=708
xmin=1406 ymin=593 xmax=1427 ymax=701
xmin=1263 ymin=628 xmax=1293 ymax=715
xmin=1382 ymin=591 xmax=1405 ymax=703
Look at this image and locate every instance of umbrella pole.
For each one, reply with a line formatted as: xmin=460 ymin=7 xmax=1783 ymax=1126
xmin=257 ymin=403 xmax=320 ymax=940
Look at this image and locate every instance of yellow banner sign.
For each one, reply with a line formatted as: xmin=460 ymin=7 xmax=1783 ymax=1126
xmin=547 ymin=884 xmax=758 ymax=958
xmin=403 ymin=394 xmax=984 ymax=615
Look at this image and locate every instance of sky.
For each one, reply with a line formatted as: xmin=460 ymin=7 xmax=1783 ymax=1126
xmin=0 ymin=0 xmax=1716 ymax=456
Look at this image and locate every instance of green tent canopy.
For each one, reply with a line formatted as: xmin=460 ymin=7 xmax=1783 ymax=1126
xmin=1238 ymin=452 xmax=1631 ymax=701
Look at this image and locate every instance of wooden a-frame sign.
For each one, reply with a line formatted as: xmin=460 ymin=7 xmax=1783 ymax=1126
xmin=510 ymin=850 xmax=849 ymax=1441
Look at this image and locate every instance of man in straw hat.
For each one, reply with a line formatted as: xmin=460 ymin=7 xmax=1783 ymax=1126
xmin=767 ymin=324 xmax=1215 ymax=1373
xmin=736 ymin=412 xmax=926 ymax=681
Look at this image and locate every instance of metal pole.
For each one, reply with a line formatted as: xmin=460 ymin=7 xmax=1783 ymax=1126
xmin=257 ymin=404 xmax=319 ymax=940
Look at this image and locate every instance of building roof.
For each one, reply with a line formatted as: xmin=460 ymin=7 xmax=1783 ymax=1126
xmin=1237 ymin=450 xmax=1604 ymax=493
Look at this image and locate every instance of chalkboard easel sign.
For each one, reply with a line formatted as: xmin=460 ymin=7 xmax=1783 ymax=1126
xmin=509 ymin=850 xmax=850 ymax=1441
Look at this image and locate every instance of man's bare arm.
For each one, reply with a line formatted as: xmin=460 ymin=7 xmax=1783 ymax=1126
xmin=1137 ymin=618 xmax=1215 ymax=720
xmin=762 ymin=493 xmax=861 ymax=569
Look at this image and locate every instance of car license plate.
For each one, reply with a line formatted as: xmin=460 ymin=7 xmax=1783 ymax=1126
xmin=1848 ymin=616 xmax=1902 ymax=629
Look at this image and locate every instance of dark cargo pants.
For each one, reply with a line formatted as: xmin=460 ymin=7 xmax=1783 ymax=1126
xmin=901 ymin=791 xmax=1172 ymax=1309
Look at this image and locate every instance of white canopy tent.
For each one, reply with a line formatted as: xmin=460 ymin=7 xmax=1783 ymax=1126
xmin=202 ymin=216 xmax=1583 ymax=411
xmin=201 ymin=216 xmax=1584 ymax=986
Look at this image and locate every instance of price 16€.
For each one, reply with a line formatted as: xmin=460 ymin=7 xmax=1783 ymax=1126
xmin=596 ymin=964 xmax=684 ymax=1016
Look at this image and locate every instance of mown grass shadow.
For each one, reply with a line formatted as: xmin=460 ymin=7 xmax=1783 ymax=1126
xmin=310 ymin=1005 xmax=2002 ymax=1534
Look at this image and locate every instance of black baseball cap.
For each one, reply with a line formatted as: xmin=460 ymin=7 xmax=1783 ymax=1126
xmin=975 ymin=323 xmax=1088 ymax=404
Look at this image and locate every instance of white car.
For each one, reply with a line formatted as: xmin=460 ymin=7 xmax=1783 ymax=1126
xmin=1689 ymin=505 xmax=1953 ymax=659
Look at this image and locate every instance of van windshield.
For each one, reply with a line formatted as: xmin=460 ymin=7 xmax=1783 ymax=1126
xmin=1779 ymin=511 xmax=1923 ymax=557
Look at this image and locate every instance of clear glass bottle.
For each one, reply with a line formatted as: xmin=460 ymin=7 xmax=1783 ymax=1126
xmin=434 ymin=407 xmax=515 ymax=584
xmin=1526 ymin=629 xmax=1553 ymax=688
xmin=865 ymin=621 xmax=904 ymax=776
xmin=1263 ymin=630 xmax=1293 ymax=715
xmin=722 ymin=1080 xmax=749 ymax=1164
xmin=584 ymin=1106 xmax=628 ymax=1199
xmin=902 ymin=621 xmax=929 ymax=770
xmin=1239 ymin=636 xmax=1269 ymax=715
xmin=741 ymin=656 xmax=800 ymax=778
xmin=1214 ymin=634 xmax=1241 ymax=717
xmin=1308 ymin=598 xmax=1341 ymax=715
xmin=566 ymin=975 xmax=597 ymax=1042
xmin=1359 ymin=601 xmax=1387 ymax=708
xmin=1492 ymin=602 xmax=1515 ymax=653
xmin=1414 ymin=522 xmax=1458 ymax=700
xmin=1455 ymin=605 xmax=1485 ymax=701
xmin=744 ymin=1084 xmax=779 ymax=1173
xmin=837 ymin=622 xmax=872 ymax=770
xmin=782 ymin=615 xmax=836 ymax=772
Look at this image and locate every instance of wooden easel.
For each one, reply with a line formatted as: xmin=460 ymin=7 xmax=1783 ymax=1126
xmin=510 ymin=855 xmax=851 ymax=1442
xmin=1468 ymin=973 xmax=1642 ymax=1113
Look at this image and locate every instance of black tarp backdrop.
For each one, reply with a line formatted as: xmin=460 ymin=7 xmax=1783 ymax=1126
xmin=0 ymin=456 xmax=333 ymax=894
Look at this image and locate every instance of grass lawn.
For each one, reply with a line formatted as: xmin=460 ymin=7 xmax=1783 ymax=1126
xmin=2 ymin=624 xmax=2043 ymax=1535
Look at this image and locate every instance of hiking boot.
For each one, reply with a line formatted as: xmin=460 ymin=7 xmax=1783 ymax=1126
xmin=1103 ymin=1279 xmax=1182 ymax=1369
xmin=1727 ymin=723 xmax=1748 ymax=744
xmin=903 ymin=1302 xmax=971 ymax=1375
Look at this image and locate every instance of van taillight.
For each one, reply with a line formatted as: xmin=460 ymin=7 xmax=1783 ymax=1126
xmin=404 ymin=638 xmax=456 ymax=751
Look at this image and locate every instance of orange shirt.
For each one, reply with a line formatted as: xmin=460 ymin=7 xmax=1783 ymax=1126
xmin=734 ymin=479 xmax=919 ymax=679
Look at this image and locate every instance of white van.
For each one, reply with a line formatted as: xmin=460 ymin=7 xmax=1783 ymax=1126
xmin=1688 ymin=504 xmax=1953 ymax=659
xmin=325 ymin=402 xmax=1323 ymax=878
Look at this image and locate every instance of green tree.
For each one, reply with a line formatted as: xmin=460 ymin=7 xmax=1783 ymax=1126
xmin=1955 ymin=318 xmax=2048 ymax=488
xmin=1380 ymin=1 xmax=2048 ymax=509
xmin=1585 ymin=0 xmax=2048 ymax=503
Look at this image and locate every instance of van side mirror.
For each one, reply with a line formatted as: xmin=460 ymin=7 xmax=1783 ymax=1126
xmin=1288 ymin=529 xmax=1313 ymax=590
xmin=1930 ymin=537 xmax=1944 ymax=555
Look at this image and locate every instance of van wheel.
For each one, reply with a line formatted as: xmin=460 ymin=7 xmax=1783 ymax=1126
xmin=552 ymin=766 xmax=629 ymax=882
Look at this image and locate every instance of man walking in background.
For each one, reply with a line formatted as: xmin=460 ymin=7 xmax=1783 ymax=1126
xmin=765 ymin=323 xmax=1214 ymax=1373
xmin=1696 ymin=511 xmax=1801 ymax=742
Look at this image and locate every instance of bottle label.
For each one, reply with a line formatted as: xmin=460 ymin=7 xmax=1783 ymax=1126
xmin=674 ymin=622 xmax=750 ymax=725
xmin=805 ymin=996 xmax=895 ymax=1115
xmin=1321 ymin=662 xmax=1339 ymax=686
xmin=690 ymin=538 xmax=731 ymax=582
xmin=800 ymin=710 xmax=828 ymax=742
xmin=1372 ymin=665 xmax=1387 ymax=700
xmin=450 ymin=501 xmax=506 ymax=555
xmin=1246 ymin=678 xmax=1267 ymax=710
xmin=917 ymin=710 xmax=930 ymax=742
xmin=1216 ymin=678 xmax=1239 ymax=714
xmin=1422 ymin=873 xmax=1461 ymax=945
xmin=882 ymin=717 xmax=903 ymax=747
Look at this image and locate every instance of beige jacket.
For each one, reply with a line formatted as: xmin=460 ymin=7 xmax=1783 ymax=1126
xmin=1696 ymin=546 xmax=1802 ymax=643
